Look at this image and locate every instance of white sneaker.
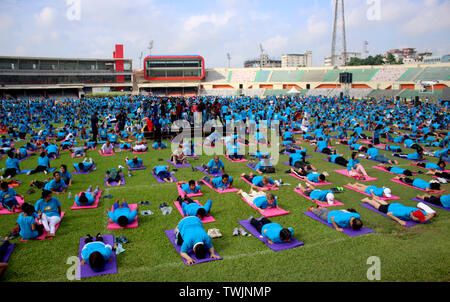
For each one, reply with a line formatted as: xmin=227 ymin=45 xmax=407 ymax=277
xmin=118 ymin=165 xmax=124 ymax=169
xmin=6 ymin=175 xmax=11 ymax=180
xmin=44 ymin=170 xmax=48 ymax=175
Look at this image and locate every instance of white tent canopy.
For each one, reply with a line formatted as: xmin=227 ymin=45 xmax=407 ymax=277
xmin=287 ymin=87 xmax=300 ymax=94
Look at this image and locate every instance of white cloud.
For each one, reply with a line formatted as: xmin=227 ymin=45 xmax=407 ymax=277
xmin=34 ymin=7 xmax=56 ymax=27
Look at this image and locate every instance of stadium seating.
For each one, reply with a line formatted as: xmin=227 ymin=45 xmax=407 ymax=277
xmin=204 ymin=69 xmax=230 ymax=82
xmin=322 ymin=69 xmax=341 ymax=82
xmin=229 ymin=69 xmax=257 ymax=83
xmin=370 ymin=67 xmax=409 ymax=82
xmin=367 ymin=89 xmax=402 ymax=99
xmin=269 ymin=70 xmax=302 ymax=82
xmin=344 ymin=68 xmax=379 ymax=82
xmin=396 ymin=67 xmax=424 ymax=82
xmin=254 ymin=70 xmax=272 ymax=82
xmin=415 ymin=67 xmax=450 ymax=81
xmin=298 ymin=70 xmax=328 ymax=82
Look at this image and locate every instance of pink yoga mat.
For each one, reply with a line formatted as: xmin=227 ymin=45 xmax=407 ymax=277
xmin=293 ymin=188 xmax=344 ymax=207
xmin=410 ymin=163 xmax=450 ymax=173
xmin=389 ymin=179 xmax=447 ymax=193
xmin=289 ymin=173 xmax=332 ymax=186
xmin=240 ymin=176 xmax=279 ymax=191
xmin=173 ymin=200 xmax=216 ymax=223
xmin=224 ymin=155 xmax=248 ymax=163
xmin=200 ymin=179 xmax=239 ymax=193
xmin=71 ymin=190 xmax=102 ymax=210
xmin=0 ymin=196 xmax=24 ymax=215
xmin=177 ymin=183 xmax=203 ymax=198
xmin=334 ymin=169 xmax=378 ymax=181
xmin=342 ymin=185 xmax=401 ymax=200
xmin=107 ymin=204 xmax=138 ymax=230
xmin=371 ymin=166 xmax=398 ymax=175
xmin=98 ymin=149 xmax=115 ymax=156
xmin=20 ymin=212 xmax=66 ymax=241
xmin=240 ymin=196 xmax=290 ymax=218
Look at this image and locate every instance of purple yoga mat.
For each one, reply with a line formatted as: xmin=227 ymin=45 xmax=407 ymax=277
xmin=302 ymin=211 xmax=375 ymax=237
xmin=72 ymin=164 xmax=96 ymax=175
xmin=411 ymin=198 xmax=449 ymax=211
xmin=126 ymin=164 xmax=146 ymax=171
xmin=104 ymin=173 xmax=125 ymax=187
xmin=164 ymin=229 xmax=222 ymax=266
xmin=79 ymin=234 xmax=118 ymax=278
xmin=151 ymin=170 xmax=177 ymax=183
xmin=0 ymin=243 xmax=15 ymax=263
xmin=196 ymin=166 xmax=223 ymax=177
xmin=166 ymin=159 xmax=191 ymax=168
xmin=359 ymin=203 xmax=429 ymax=227
xmin=238 ymin=220 xmax=303 ymax=252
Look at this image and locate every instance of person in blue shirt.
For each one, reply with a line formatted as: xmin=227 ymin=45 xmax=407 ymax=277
xmin=44 ymin=171 xmax=66 ymax=195
xmin=75 ymin=185 xmax=100 ymax=206
xmin=178 ymin=180 xmax=201 ymax=194
xmin=80 ymin=233 xmax=114 ymax=272
xmin=152 ymin=139 xmax=167 ymax=150
xmin=315 ymin=138 xmax=332 ymax=154
xmin=417 ymin=194 xmax=450 ymax=209
xmin=2 ymin=151 xmax=20 ymax=179
xmin=248 ymin=216 xmax=294 ymax=245
xmin=393 ymin=149 xmax=424 ymax=161
xmin=73 ymin=158 xmax=94 ymax=172
xmin=346 ymin=182 xmax=393 ymax=199
xmin=34 ymin=190 xmax=62 ymax=238
xmin=238 ymin=189 xmax=279 ymax=212
xmin=361 ymin=197 xmax=435 ymax=226
xmin=153 ymin=165 xmax=174 ymax=182
xmin=59 ymin=165 xmax=72 ymax=187
xmin=0 ymin=181 xmax=22 ymax=212
xmin=106 ymin=200 xmax=138 ymax=227
xmin=201 ymin=156 xmax=225 ymax=174
xmin=326 ymin=151 xmax=348 ymax=167
xmin=366 ymin=145 xmax=398 ymax=165
xmin=416 ymin=160 xmax=446 ymax=172
xmin=252 ymin=158 xmax=275 ymax=174
xmin=379 ymin=165 xmax=414 ymax=176
xmin=393 ymin=176 xmax=446 ymax=194
xmin=105 ymin=167 xmax=123 ymax=186
xmin=309 ymin=206 xmax=363 ymax=232
xmin=347 ymin=152 xmax=370 ymax=180
xmin=176 ymin=196 xmax=212 ymax=220
xmin=202 ymin=174 xmax=233 ymax=190
xmin=15 ymin=202 xmax=43 ymax=240
xmin=241 ymin=173 xmax=276 ymax=190
xmin=174 ymin=216 xmax=220 ymax=265
xmin=27 ymin=152 xmax=50 ymax=175
xmin=125 ymin=156 xmax=143 ymax=168
xmin=44 ymin=143 xmax=60 ymax=159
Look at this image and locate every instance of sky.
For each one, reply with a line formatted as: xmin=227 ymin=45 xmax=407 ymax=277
xmin=0 ymin=0 xmax=449 ymax=69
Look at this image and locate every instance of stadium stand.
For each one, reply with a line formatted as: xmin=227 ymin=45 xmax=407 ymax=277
xmin=344 ymin=68 xmax=379 ymax=82
xmin=269 ymin=70 xmax=302 ymax=82
xmin=298 ymin=70 xmax=328 ymax=82
xmin=254 ymin=70 xmax=272 ymax=82
xmin=229 ymin=69 xmax=258 ymax=83
xmin=323 ymin=69 xmax=341 ymax=82
xmin=415 ymin=67 xmax=450 ymax=82
xmin=397 ymin=67 xmax=424 ymax=82
xmin=370 ymin=67 xmax=409 ymax=82
xmin=204 ymin=69 xmax=230 ymax=82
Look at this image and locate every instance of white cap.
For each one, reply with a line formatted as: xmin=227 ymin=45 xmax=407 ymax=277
xmin=384 ymin=188 xmax=392 ymax=198
xmin=326 ymin=193 xmax=335 ymax=205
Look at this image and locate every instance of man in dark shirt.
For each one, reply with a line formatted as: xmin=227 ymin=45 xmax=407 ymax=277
xmin=91 ymin=112 xmax=99 ymax=142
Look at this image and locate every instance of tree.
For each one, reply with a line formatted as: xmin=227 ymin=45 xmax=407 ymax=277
xmin=386 ymin=53 xmax=397 ymax=65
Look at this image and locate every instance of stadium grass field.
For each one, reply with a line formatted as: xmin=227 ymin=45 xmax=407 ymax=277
xmin=1 ymin=129 xmax=449 ymax=282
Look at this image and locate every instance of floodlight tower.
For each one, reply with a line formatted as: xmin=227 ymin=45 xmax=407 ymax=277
xmin=227 ymin=53 xmax=231 ymax=68
xmin=148 ymin=40 xmax=154 ymax=56
xmin=259 ymin=43 xmax=265 ymax=68
xmin=138 ymin=51 xmax=143 ymax=70
xmin=330 ymin=0 xmax=348 ymax=66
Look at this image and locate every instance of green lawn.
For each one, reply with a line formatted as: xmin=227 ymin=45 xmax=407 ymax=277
xmin=1 ymin=133 xmax=449 ymax=282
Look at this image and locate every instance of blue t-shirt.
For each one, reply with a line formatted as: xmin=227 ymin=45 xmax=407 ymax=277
xmin=327 ymin=210 xmax=360 ymax=228
xmin=38 ymin=156 xmax=50 ymax=167
xmin=81 ymin=241 xmax=112 ymax=264
xmin=207 ymin=159 xmax=224 ymax=172
xmin=253 ymin=196 xmax=277 ymax=209
xmin=252 ymin=176 xmax=274 ymax=187
xmin=440 ymin=195 xmax=450 ymax=208
xmin=261 ymin=222 xmax=294 ymax=244
xmin=177 ymin=216 xmax=213 ymax=253
xmin=5 ymin=158 xmax=20 ymax=171
xmin=412 ymin=178 xmax=430 ymax=190
xmin=0 ymin=188 xmax=17 ymax=203
xmin=307 ymin=173 xmax=320 ymax=183
xmin=367 ymin=148 xmax=379 ymax=158
xmin=388 ymin=203 xmax=426 ymax=221
xmin=310 ymin=190 xmax=331 ymax=201
xmin=365 ymin=186 xmax=384 ymax=197
xmin=44 ymin=179 xmax=66 ymax=192
xmin=35 ymin=197 xmax=61 ymax=218
xmin=154 ymin=165 xmax=168 ymax=175
xmin=212 ymin=176 xmax=232 ymax=189
xmin=16 ymin=213 xmax=38 ymax=240
xmin=390 ymin=167 xmax=405 ymax=174
xmin=127 ymin=159 xmax=143 ymax=168
xmin=75 ymin=192 xmax=95 ymax=206
xmin=108 ymin=207 xmax=138 ymax=224
xmin=425 ymin=163 xmax=441 ymax=170
xmin=181 ymin=183 xmax=200 ymax=194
